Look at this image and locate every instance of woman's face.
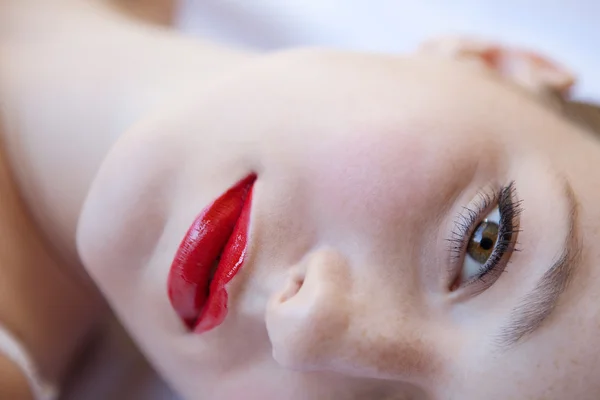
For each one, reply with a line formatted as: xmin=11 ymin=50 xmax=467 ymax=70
xmin=77 ymin=51 xmax=600 ymax=399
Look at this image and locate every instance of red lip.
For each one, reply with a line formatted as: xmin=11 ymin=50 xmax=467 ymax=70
xmin=167 ymin=174 xmax=256 ymax=333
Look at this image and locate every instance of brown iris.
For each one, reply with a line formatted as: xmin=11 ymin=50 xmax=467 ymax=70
xmin=467 ymin=220 xmax=499 ymax=263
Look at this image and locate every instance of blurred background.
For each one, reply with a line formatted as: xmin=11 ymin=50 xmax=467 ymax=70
xmin=115 ymin=0 xmax=600 ymax=101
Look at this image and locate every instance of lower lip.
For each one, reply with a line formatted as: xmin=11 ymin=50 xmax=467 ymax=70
xmin=167 ymin=174 xmax=256 ymax=333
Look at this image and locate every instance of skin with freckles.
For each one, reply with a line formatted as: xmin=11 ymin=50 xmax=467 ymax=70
xmin=76 ymin=48 xmax=600 ymax=399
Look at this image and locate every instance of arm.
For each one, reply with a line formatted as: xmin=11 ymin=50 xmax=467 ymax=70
xmin=0 ymin=128 xmax=101 ymax=393
xmin=0 ymin=353 xmax=33 ymax=400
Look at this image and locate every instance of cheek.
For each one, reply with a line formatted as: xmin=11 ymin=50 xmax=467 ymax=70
xmin=447 ymin=287 xmax=600 ymax=399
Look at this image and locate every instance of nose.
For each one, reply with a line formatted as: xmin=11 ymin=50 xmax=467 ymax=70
xmin=265 ymin=247 xmax=437 ymax=382
xmin=266 ymin=248 xmax=352 ymax=370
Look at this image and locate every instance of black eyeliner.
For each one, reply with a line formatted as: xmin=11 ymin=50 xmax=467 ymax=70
xmin=473 ymin=182 xmax=522 ymax=283
xmin=447 ymin=181 xmax=523 ymax=290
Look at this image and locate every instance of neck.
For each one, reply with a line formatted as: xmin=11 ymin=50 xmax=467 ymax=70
xmin=0 ymin=0 xmax=254 ymax=266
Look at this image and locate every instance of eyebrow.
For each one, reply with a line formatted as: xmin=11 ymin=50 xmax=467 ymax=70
xmin=495 ymin=179 xmax=581 ymax=349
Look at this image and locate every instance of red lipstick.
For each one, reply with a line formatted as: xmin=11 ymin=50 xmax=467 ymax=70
xmin=168 ymin=174 xmax=256 ymax=333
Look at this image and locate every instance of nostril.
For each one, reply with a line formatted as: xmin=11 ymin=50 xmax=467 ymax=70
xmin=277 ymin=271 xmax=305 ymax=303
xmin=265 ymin=248 xmax=353 ymax=370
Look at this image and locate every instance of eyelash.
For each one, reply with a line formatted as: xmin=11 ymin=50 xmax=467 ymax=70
xmin=447 ymin=182 xmax=523 ymax=290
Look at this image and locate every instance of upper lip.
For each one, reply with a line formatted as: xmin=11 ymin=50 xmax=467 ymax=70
xmin=167 ymin=174 xmax=256 ymax=332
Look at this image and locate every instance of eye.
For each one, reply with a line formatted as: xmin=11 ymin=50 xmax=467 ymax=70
xmin=448 ymin=182 xmax=522 ymax=292
xmin=461 ymin=208 xmax=500 ymax=282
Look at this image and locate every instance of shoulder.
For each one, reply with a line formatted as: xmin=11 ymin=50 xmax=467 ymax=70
xmin=0 ymin=351 xmax=34 ymax=400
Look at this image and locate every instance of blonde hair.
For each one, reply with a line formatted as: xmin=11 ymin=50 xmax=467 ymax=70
xmin=562 ymin=100 xmax=600 ymax=135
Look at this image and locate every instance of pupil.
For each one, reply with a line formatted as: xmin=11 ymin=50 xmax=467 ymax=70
xmin=466 ymin=220 xmax=499 ymax=264
xmin=480 ymin=237 xmax=494 ymax=250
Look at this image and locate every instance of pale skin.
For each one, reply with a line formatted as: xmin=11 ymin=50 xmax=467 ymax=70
xmin=0 ymin=0 xmax=250 ymax=397
xmin=2 ymin=1 xmax=600 ymax=399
